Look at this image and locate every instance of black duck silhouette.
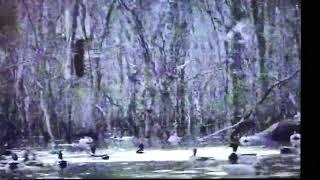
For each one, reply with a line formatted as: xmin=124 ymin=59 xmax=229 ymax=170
xmin=136 ymin=143 xmax=144 ymax=154
xmin=58 ymin=151 xmax=67 ymax=169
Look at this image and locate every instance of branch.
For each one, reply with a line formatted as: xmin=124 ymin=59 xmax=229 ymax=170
xmin=198 ymin=70 xmax=300 ymax=141
xmin=256 ymin=70 xmax=300 ymax=106
xmin=176 ymin=60 xmax=195 ymax=71
xmin=35 ymin=80 xmax=44 ymax=89
xmin=94 ymin=104 xmax=106 ymax=117
xmin=105 ymin=94 xmax=123 ymax=110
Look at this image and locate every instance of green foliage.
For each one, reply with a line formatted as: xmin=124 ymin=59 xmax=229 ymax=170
xmin=75 ymin=88 xmax=87 ymax=98
xmin=224 ymin=93 xmax=233 ymax=107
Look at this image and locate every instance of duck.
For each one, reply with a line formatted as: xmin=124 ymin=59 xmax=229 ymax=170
xmin=290 ymin=131 xmax=301 ymax=148
xmin=136 ymin=143 xmax=144 ymax=154
xmin=101 ymin=154 xmax=110 ymax=160
xmin=90 ymin=153 xmax=110 ymax=160
xmin=189 ymin=148 xmax=215 ymax=161
xmin=280 ymin=131 xmax=301 ymax=155
xmin=6 ymin=153 xmax=20 ymax=171
xmin=228 ymin=142 xmax=239 ymax=164
xmin=228 ymin=152 xmax=238 ymax=164
xmin=88 ymin=142 xmax=110 ymax=160
xmin=57 ymin=151 xmax=67 ymax=170
xmin=89 ymin=142 xmax=97 ymax=155
xmin=280 ymin=146 xmax=299 ymax=155
xmin=228 ymin=143 xmax=257 ymax=164
xmin=222 ymin=143 xmax=256 ymax=175
xmin=22 ymin=150 xmax=44 ymax=167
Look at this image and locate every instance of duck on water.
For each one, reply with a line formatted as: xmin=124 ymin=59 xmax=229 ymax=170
xmin=89 ymin=142 xmax=110 ymax=160
xmin=189 ymin=148 xmax=215 ymax=162
xmin=221 ymin=143 xmax=256 ymax=175
xmin=57 ymin=151 xmax=67 ymax=170
xmin=280 ymin=131 xmax=301 ymax=155
xmin=136 ymin=143 xmax=144 ymax=154
xmin=22 ymin=149 xmax=44 ymax=167
xmin=5 ymin=153 xmax=19 ymax=172
xmin=228 ymin=142 xmax=257 ymax=164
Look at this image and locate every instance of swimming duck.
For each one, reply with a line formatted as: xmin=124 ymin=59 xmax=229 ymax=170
xmin=280 ymin=146 xmax=299 ymax=155
xmin=90 ymin=153 xmax=110 ymax=160
xmin=279 ymin=131 xmax=301 ymax=155
xmin=189 ymin=148 xmax=215 ymax=161
xmin=23 ymin=150 xmax=44 ymax=167
xmin=223 ymin=143 xmax=257 ymax=175
xmin=89 ymin=141 xmax=97 ymax=154
xmin=88 ymin=142 xmax=110 ymax=159
xmin=228 ymin=143 xmax=257 ymax=164
xmin=57 ymin=151 xmax=67 ymax=169
xmin=290 ymin=131 xmax=301 ymax=148
xmin=228 ymin=152 xmax=238 ymax=164
xmin=136 ymin=143 xmax=144 ymax=154
xmin=101 ymin=154 xmax=110 ymax=160
xmin=6 ymin=153 xmax=19 ymax=171
xmin=228 ymin=142 xmax=239 ymax=164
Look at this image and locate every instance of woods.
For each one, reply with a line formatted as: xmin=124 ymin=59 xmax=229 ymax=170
xmin=0 ymin=0 xmax=300 ymax=148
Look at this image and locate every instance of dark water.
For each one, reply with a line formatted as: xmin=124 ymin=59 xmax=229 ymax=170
xmin=1 ymin=154 xmax=300 ymax=179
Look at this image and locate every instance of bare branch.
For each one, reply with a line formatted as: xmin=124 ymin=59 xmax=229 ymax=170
xmin=176 ymin=60 xmax=196 ymax=71
xmin=198 ymin=70 xmax=300 ymax=141
xmin=95 ymin=104 xmax=106 ymax=117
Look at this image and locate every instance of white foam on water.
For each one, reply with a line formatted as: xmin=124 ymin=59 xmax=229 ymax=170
xmin=206 ymin=171 xmax=228 ymax=176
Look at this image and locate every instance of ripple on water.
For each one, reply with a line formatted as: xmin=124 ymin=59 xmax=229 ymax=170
xmin=170 ymin=170 xmax=199 ymax=174
xmin=9 ymin=146 xmax=299 ymax=178
xmin=272 ymin=172 xmax=300 ymax=178
xmin=152 ymin=169 xmax=173 ymax=173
